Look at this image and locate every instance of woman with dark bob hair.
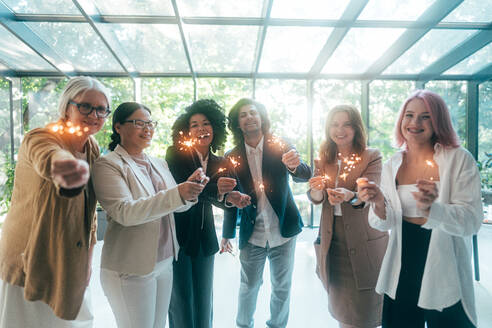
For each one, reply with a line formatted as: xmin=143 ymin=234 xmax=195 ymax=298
xmin=92 ymin=102 xmax=207 ymax=328
xmin=359 ymin=90 xmax=482 ymax=327
xmin=166 ymin=99 xmax=250 ymax=328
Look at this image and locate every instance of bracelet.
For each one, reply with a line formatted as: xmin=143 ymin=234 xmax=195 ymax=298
xmin=349 ymin=193 xmax=365 ymax=209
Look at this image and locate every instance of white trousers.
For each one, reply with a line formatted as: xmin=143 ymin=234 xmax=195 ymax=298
xmin=0 ymin=279 xmax=93 ymax=328
xmin=100 ymin=257 xmax=173 ymax=328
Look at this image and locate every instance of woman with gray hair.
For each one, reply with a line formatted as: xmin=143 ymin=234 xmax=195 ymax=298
xmin=0 ymin=76 xmax=111 ymax=327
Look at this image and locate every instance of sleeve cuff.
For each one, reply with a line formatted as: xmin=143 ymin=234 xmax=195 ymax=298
xmin=421 ymin=202 xmax=443 ymax=230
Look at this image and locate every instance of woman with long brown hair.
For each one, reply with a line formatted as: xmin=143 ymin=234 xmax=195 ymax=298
xmin=308 ymin=104 xmax=388 ymax=328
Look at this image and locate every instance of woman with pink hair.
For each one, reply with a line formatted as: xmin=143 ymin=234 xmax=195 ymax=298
xmin=358 ymin=90 xmax=482 ymax=327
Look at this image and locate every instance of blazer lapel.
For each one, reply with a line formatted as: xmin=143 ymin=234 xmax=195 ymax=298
xmin=114 ymin=145 xmax=154 ymax=195
xmin=234 ymin=145 xmax=256 ymax=202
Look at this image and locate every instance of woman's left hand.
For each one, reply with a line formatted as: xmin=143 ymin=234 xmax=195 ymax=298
xmin=412 ymin=179 xmax=439 ymax=213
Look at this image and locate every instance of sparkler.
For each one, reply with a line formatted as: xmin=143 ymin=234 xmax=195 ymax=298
xmin=209 ymin=167 xmax=228 ymax=181
xmin=268 ymin=135 xmax=288 ymax=153
xmin=337 ymin=153 xmax=362 ymax=182
xmin=50 ymin=121 xmax=89 ymax=137
xmin=177 ymin=130 xmax=199 ymax=169
xmin=424 ymin=159 xmax=436 ymax=181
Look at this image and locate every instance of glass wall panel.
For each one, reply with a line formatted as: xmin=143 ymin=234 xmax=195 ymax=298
xmin=2 ymin=0 xmax=79 ymax=14
xmin=26 ymin=23 xmax=123 ymax=72
xmin=0 ymin=79 xmax=11 ymax=217
xmin=186 ymin=25 xmax=258 ymax=72
xmin=141 ymin=78 xmax=194 ymax=158
xmin=479 ymin=82 xmax=492 ymax=191
xmin=311 ymin=80 xmax=361 ymax=226
xmin=444 ymin=43 xmax=492 ymax=75
xmin=322 ymin=28 xmax=404 ymax=74
xmin=95 ymin=78 xmax=135 ymax=153
xmin=369 ymin=80 xmax=414 ymax=161
xmin=92 ymin=0 xmax=174 ymax=15
xmin=270 ymin=0 xmax=348 ymax=19
xmin=425 ymin=81 xmax=467 ymax=146
xmin=443 ymin=0 xmax=492 ymax=23
xmin=0 ymin=26 xmax=54 ymax=71
xmin=383 ymin=29 xmax=477 ymax=74
xmin=358 ymin=0 xmax=435 ymax=20
xmin=259 ymin=27 xmax=333 ymax=73
xmin=197 ymin=78 xmax=253 ymax=150
xmin=255 ymin=79 xmax=310 ymax=225
xmin=178 ymin=0 xmax=264 ymax=17
xmin=97 ymin=24 xmax=189 ymax=73
xmin=21 ymin=77 xmax=68 ymax=132
xmin=21 ymin=77 xmax=134 ymax=152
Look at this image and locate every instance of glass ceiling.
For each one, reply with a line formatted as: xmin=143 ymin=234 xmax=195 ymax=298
xmin=0 ymin=0 xmax=490 ymax=81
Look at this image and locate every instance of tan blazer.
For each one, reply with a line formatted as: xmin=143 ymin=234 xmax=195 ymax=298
xmin=92 ymin=145 xmax=193 ymax=276
xmin=0 ymin=125 xmax=99 ymax=320
xmin=309 ymin=148 xmax=388 ymax=290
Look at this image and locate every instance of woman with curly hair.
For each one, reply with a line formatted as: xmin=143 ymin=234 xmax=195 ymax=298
xmin=166 ymin=99 xmax=250 ymax=328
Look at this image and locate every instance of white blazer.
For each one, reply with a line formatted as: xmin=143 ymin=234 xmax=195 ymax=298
xmin=369 ymin=144 xmax=483 ymax=326
xmin=92 ymin=145 xmax=194 ymax=275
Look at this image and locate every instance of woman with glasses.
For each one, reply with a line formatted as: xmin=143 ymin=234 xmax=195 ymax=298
xmin=166 ymin=99 xmax=250 ymax=328
xmin=0 ymin=76 xmax=110 ymax=327
xmin=359 ymin=90 xmax=482 ymax=327
xmin=92 ymin=102 xmax=208 ymax=328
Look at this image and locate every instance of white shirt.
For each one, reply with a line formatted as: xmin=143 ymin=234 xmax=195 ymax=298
xmin=245 ymin=137 xmax=291 ymax=248
xmin=196 ymin=150 xmax=208 ymax=173
xmin=369 ymin=145 xmax=482 ymax=326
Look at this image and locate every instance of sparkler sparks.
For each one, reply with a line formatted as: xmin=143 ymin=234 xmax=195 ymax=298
xmin=268 ymin=135 xmax=287 ymax=152
xmin=50 ymin=121 xmax=86 ymax=137
xmin=424 ymin=159 xmax=436 ymax=181
xmin=337 ymin=153 xmax=362 ymax=182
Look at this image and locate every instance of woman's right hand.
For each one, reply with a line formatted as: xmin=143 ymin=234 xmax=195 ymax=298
xmin=178 ymin=181 xmax=205 ymax=201
xmin=51 ymin=158 xmax=89 ymax=189
xmin=220 ymin=238 xmax=233 ymax=254
xmin=179 ymin=168 xmax=209 ymax=201
xmin=309 ymin=176 xmax=326 ymax=191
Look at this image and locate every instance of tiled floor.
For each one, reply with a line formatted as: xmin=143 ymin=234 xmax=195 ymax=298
xmin=91 ymin=224 xmax=492 ymax=328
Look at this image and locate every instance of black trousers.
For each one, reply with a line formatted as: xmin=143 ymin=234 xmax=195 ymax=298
xmin=168 ymin=247 xmax=215 ymax=328
xmin=382 ymin=220 xmax=474 ymax=328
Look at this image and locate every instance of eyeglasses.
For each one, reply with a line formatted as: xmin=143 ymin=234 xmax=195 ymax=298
xmin=123 ymin=119 xmax=157 ymax=129
xmin=69 ymin=100 xmax=111 ymax=118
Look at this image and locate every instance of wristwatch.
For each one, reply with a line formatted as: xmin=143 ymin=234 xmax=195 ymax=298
xmin=349 ymin=192 xmax=365 ymax=209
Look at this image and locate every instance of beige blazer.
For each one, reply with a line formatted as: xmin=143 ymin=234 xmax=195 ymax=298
xmin=92 ymin=145 xmax=193 ymax=275
xmin=309 ymin=148 xmax=388 ymax=291
xmin=0 ymin=125 xmax=99 ymax=320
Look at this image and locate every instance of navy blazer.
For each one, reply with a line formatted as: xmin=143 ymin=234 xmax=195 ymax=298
xmin=222 ymin=134 xmax=312 ymax=249
xmin=166 ymin=146 xmax=233 ymax=257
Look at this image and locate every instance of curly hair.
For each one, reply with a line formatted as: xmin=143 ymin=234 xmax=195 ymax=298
xmin=228 ymin=98 xmax=271 ymax=146
xmin=171 ymin=99 xmax=227 ymax=153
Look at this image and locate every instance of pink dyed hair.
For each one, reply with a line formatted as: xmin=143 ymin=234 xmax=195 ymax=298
xmin=394 ymin=89 xmax=460 ymax=149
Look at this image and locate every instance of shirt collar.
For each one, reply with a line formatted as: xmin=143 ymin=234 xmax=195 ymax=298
xmin=244 ymin=136 xmax=264 ymax=155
